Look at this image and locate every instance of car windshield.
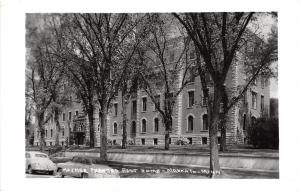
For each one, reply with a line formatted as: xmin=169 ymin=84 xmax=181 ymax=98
xmin=35 ymin=154 xmax=48 ymax=158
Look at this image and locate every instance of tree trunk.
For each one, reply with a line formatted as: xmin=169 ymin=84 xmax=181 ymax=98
xmin=87 ymin=105 xmax=95 ymax=148
xmin=38 ymin=113 xmax=46 ymax=151
xmin=220 ymin=123 xmax=227 ymax=152
xmin=164 ymin=119 xmax=171 ymax=150
xmin=54 ymin=108 xmax=61 ymax=146
xmin=219 ymin=114 xmax=227 ymax=152
xmin=164 ymin=132 xmax=170 ymax=150
xmin=99 ymin=108 xmax=108 ymax=161
xmin=208 ymin=86 xmax=222 ymax=178
xmin=121 ymin=96 xmax=128 ymax=149
xmin=220 ymin=85 xmax=228 ymax=152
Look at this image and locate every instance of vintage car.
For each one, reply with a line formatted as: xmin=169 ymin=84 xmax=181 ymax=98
xmin=56 ymin=156 xmax=120 ymax=178
xmin=25 ymin=151 xmax=57 ymax=175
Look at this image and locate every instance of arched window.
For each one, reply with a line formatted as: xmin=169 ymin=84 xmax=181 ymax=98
xmin=188 ymin=115 xmax=194 ymax=132
xmin=45 ymin=130 xmax=48 ymax=137
xmin=154 ymin=118 xmax=159 ymax=132
xmin=203 ymin=114 xmax=208 ymax=131
xmin=113 ymin=123 xmax=118 ymax=134
xmin=142 ymin=119 xmax=146 ymax=133
xmin=50 ymin=129 xmax=53 ymax=137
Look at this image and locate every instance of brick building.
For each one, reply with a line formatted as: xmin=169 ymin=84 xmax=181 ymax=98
xmin=33 ymin=40 xmax=270 ymax=147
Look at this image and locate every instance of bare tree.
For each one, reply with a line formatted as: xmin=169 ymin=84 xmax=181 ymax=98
xmin=174 ymin=12 xmax=277 ymax=177
xmin=26 ymin=14 xmax=65 ymax=150
xmin=58 ymin=13 xmax=145 ymax=160
xmin=137 ymin=14 xmax=194 ymax=150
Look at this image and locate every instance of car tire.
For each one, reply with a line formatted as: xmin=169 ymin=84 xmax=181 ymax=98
xmin=56 ymin=168 xmax=64 ymax=178
xmin=28 ymin=166 xmax=34 ymax=174
xmin=81 ymin=173 xmax=88 ymax=178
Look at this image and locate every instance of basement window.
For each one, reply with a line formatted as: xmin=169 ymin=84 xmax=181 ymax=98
xmin=202 ymin=137 xmax=207 ymax=145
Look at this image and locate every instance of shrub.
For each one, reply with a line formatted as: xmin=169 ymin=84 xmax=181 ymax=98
xmin=127 ymin=139 xmax=135 ymax=145
xmin=175 ymin=137 xmax=188 ymax=145
xmin=247 ymin=117 xmax=279 ymax=149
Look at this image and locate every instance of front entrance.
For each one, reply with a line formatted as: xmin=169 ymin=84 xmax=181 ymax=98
xmin=74 ymin=132 xmax=85 ymax=145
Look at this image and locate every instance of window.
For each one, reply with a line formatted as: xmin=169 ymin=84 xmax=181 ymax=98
xmin=154 ymin=95 xmax=160 ymax=110
xmin=169 ymin=138 xmax=172 ymax=144
xmin=169 ymin=51 xmax=175 ymax=63
xmin=45 ymin=130 xmax=48 ymax=137
xmin=75 ymin=110 xmax=79 ymax=116
xmin=69 ymin=96 xmax=72 ymax=102
xmin=154 ymin=138 xmax=158 ymax=145
xmin=187 ymin=115 xmax=194 ymax=132
xmin=188 ymin=91 xmax=195 ymax=107
xmin=261 ymin=95 xmax=264 ymax=113
xmin=113 ymin=123 xmax=118 ymax=134
xmin=141 ymin=138 xmax=145 ymax=145
xmin=50 ymin=129 xmax=53 ymax=137
xmin=217 ymin=137 xmax=221 ymax=145
xmin=188 ymin=137 xmax=192 ymax=144
xmin=154 ymin=118 xmax=159 ymax=132
xmin=132 ymin=100 xmax=137 ymax=115
xmin=69 ymin=111 xmax=72 ymax=121
xmin=252 ymin=92 xmax=257 ymax=109
xmin=114 ymin=103 xmax=118 ymax=116
xmin=243 ymin=114 xmax=246 ymax=130
xmin=62 ymin=113 xmax=65 ymax=121
xmin=142 ymin=97 xmax=147 ymax=112
xmin=62 ymin=128 xmax=65 ymax=137
xmin=142 ymin=119 xmax=147 ymax=133
xmin=61 ymin=141 xmax=64 ymax=146
xmin=113 ymin=140 xmax=116 ymax=145
xmin=202 ymin=137 xmax=207 ymax=144
xmin=203 ymin=114 xmax=208 ymax=131
xmin=50 ymin=142 xmax=52 ymax=146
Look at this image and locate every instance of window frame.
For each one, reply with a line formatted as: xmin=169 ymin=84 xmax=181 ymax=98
xmin=187 ymin=90 xmax=195 ymax=108
xmin=154 ymin=117 xmax=159 ymax=132
xmin=68 ymin=111 xmax=72 ymax=121
xmin=114 ymin=103 xmax=118 ymax=117
xmin=202 ymin=114 xmax=208 ymax=131
xmin=187 ymin=115 xmax=194 ymax=132
xmin=141 ymin=118 xmax=147 ymax=133
xmin=142 ymin=97 xmax=147 ymax=112
xmin=252 ymin=91 xmax=258 ymax=109
xmin=113 ymin=122 xmax=118 ymax=135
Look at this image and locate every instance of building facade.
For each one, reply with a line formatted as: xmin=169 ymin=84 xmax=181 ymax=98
xmin=33 ymin=35 xmax=270 ymax=147
xmin=33 ymin=66 xmax=270 ymax=148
